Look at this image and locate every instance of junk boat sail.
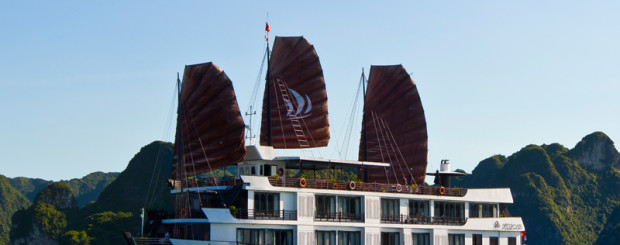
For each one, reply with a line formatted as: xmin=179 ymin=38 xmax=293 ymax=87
xmin=137 ymin=33 xmax=526 ymax=245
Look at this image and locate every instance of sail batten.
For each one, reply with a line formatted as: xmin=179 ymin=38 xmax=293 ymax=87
xmin=359 ymin=65 xmax=428 ymax=184
xmin=172 ymin=62 xmax=246 ymax=179
xmin=260 ymin=36 xmax=330 ymax=148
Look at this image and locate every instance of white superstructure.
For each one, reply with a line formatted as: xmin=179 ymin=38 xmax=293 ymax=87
xmin=160 ymin=146 xmax=525 ymax=245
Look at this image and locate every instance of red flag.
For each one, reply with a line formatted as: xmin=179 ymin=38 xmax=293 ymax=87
xmin=265 ymin=23 xmax=270 ymax=32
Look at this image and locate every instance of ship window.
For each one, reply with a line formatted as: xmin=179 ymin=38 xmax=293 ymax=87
xmin=490 ymin=237 xmax=499 ymax=245
xmin=412 ymin=233 xmax=430 ymax=245
xmin=381 ymin=232 xmax=400 ymax=245
xmin=472 ymin=234 xmax=482 ymax=245
xmin=381 ymin=198 xmax=400 ymax=223
xmin=508 ymin=237 xmax=516 ymax=245
xmin=316 ymin=195 xmax=337 ymax=218
xmin=237 ymin=228 xmax=293 ymax=245
xmin=254 ymin=192 xmax=279 ymax=215
xmin=316 ymin=230 xmax=336 ymax=245
xmin=409 ymin=200 xmax=430 ymax=218
xmin=315 ymin=195 xmax=363 ymax=222
xmin=469 ymin=203 xmax=497 ymax=218
xmin=338 ymin=231 xmax=361 ymax=245
xmin=434 ymin=202 xmax=465 ymax=221
xmin=338 ymin=196 xmax=362 ymax=219
xmin=448 ymin=234 xmax=464 ymax=245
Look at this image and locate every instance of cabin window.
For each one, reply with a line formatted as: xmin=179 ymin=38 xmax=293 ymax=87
xmin=469 ymin=203 xmax=497 ymax=218
xmin=237 ymin=228 xmax=293 ymax=245
xmin=381 ymin=198 xmax=400 ymax=223
xmin=254 ymin=192 xmax=279 ymax=216
xmin=490 ymin=237 xmax=499 ymax=245
xmin=508 ymin=237 xmax=517 ymax=245
xmin=409 ymin=200 xmax=430 ymax=218
xmin=448 ymin=234 xmax=464 ymax=245
xmin=316 ymin=231 xmax=336 ymax=245
xmin=338 ymin=231 xmax=361 ymax=245
xmin=381 ymin=232 xmax=400 ymax=245
xmin=315 ymin=195 xmax=363 ymax=221
xmin=434 ymin=202 xmax=465 ymax=224
xmin=412 ymin=233 xmax=430 ymax=245
xmin=316 ymin=195 xmax=337 ymax=219
xmin=472 ymin=234 xmax=482 ymax=245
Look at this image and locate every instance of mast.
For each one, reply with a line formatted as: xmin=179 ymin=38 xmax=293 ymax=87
xmin=265 ymin=24 xmax=272 ymax=146
xmin=361 ymin=68 xmax=368 ymax=161
xmin=361 ymin=68 xmax=368 ymax=182
xmin=175 ymin=72 xmax=183 ymax=184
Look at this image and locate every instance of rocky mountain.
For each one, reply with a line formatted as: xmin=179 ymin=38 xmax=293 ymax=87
xmin=594 ymin=204 xmax=620 ymax=244
xmin=91 ymin=141 xmax=174 ymax=213
xmin=10 ymin=182 xmax=77 ymax=245
xmin=7 ymin=141 xmax=174 ymax=245
xmin=453 ymin=131 xmax=620 ymax=245
xmin=8 ymin=172 xmax=119 ymax=208
xmin=0 ymin=175 xmax=30 ymax=245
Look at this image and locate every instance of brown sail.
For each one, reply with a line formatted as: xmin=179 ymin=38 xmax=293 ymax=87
xmin=260 ymin=36 xmax=329 ymax=148
xmin=359 ymin=65 xmax=428 ymax=184
xmin=172 ymin=62 xmax=246 ymax=179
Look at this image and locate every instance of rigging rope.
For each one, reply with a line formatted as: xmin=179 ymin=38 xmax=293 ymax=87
xmin=145 ymin=80 xmax=178 ymax=208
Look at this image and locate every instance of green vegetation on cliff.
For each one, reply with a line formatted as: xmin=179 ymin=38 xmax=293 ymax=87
xmin=453 ymin=132 xmax=620 ymax=245
xmin=8 ymin=172 xmax=119 ymax=208
xmin=0 ymin=175 xmax=30 ymax=245
xmin=8 ymin=141 xmax=173 ymax=245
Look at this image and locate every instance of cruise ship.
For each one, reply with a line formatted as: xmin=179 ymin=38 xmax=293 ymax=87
xmin=136 ymin=27 xmax=526 ymax=245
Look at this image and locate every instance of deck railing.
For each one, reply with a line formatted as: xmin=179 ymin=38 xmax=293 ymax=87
xmin=381 ymin=214 xmax=466 ymax=225
xmin=314 ymin=212 xmax=364 ymax=222
xmin=232 ymin=209 xmax=297 ymax=220
xmin=267 ymin=177 xmax=467 ymax=197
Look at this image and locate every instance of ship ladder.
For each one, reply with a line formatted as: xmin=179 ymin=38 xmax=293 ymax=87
xmin=276 ymin=77 xmax=311 ymax=150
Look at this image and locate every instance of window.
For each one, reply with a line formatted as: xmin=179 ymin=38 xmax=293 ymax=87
xmin=448 ymin=234 xmax=464 ymax=245
xmin=381 ymin=199 xmax=400 ymax=223
xmin=469 ymin=203 xmax=497 ymax=218
xmin=434 ymin=202 xmax=465 ymax=224
xmin=237 ymin=229 xmax=293 ymax=245
xmin=338 ymin=231 xmax=361 ymax=245
xmin=338 ymin=196 xmax=362 ymax=220
xmin=472 ymin=234 xmax=482 ymax=245
xmin=409 ymin=200 xmax=430 ymax=223
xmin=254 ymin=192 xmax=279 ymax=217
xmin=508 ymin=237 xmax=516 ymax=245
xmin=316 ymin=195 xmax=362 ymax=221
xmin=316 ymin=231 xmax=336 ymax=245
xmin=490 ymin=237 xmax=498 ymax=245
xmin=381 ymin=232 xmax=400 ymax=245
xmin=412 ymin=233 xmax=430 ymax=245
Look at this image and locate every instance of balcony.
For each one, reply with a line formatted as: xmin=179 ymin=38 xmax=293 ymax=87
xmin=232 ymin=209 xmax=297 ymax=220
xmin=314 ymin=212 xmax=364 ymax=222
xmin=381 ymin=214 xmax=466 ymax=226
xmin=268 ymin=177 xmax=467 ymax=197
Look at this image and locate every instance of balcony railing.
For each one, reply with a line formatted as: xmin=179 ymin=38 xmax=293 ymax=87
xmin=232 ymin=209 xmax=297 ymax=220
xmin=267 ymin=177 xmax=467 ymax=197
xmin=381 ymin=214 xmax=466 ymax=226
xmin=314 ymin=212 xmax=364 ymax=222
xmin=431 ymin=216 xmax=468 ymax=225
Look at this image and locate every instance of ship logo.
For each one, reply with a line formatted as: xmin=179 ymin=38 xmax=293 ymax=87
xmin=285 ymin=89 xmax=312 ymax=118
xmin=493 ymin=221 xmax=500 ymax=229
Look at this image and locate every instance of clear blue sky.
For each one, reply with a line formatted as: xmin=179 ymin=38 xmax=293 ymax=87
xmin=1 ymin=1 xmax=619 ymax=181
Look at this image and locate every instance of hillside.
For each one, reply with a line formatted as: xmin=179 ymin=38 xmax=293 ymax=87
xmin=0 ymin=175 xmax=30 ymax=245
xmin=91 ymin=141 xmax=174 ymax=213
xmin=595 ymin=205 xmax=620 ymax=244
xmin=453 ymin=132 xmax=620 ymax=245
xmin=8 ymin=141 xmax=173 ymax=245
xmin=8 ymin=172 xmax=119 ymax=208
